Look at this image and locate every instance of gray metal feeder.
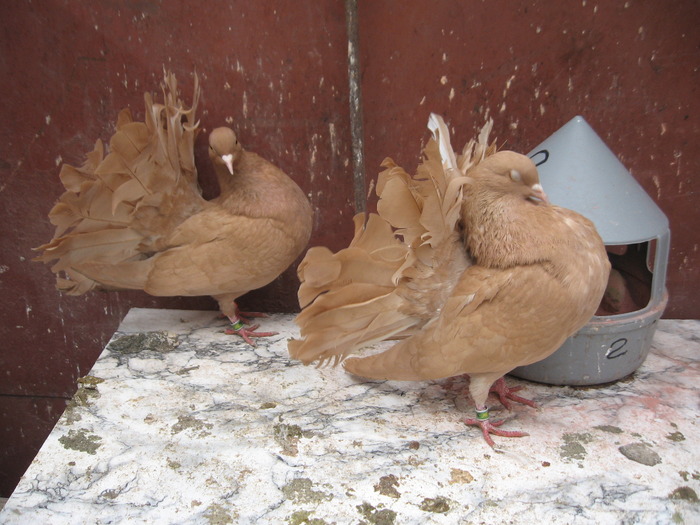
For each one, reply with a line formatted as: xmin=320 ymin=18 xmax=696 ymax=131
xmin=511 ymin=116 xmax=670 ymax=386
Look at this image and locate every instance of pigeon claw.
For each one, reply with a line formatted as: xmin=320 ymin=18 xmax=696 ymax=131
xmin=464 ymin=416 xmax=529 ymax=448
xmin=235 ymin=308 xmax=270 ymax=324
xmin=489 ymin=377 xmax=537 ymax=410
xmin=225 ymin=319 xmax=278 ymax=346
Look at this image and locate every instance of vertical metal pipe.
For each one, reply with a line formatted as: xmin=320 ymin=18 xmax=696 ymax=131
xmin=345 ymin=0 xmax=366 ymax=214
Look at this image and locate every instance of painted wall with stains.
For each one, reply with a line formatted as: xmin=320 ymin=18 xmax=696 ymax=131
xmin=0 ymin=0 xmax=697 ymax=496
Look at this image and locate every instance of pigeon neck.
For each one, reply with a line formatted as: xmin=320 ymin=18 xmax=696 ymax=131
xmin=462 ymin=192 xmax=546 ymax=268
xmin=214 ymin=162 xmax=242 ymax=196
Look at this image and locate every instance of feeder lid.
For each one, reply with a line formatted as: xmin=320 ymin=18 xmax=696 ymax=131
xmin=527 ymin=116 xmax=668 ymax=245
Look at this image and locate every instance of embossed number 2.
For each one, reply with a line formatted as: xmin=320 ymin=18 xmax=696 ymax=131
xmin=605 ymin=338 xmax=628 ymax=359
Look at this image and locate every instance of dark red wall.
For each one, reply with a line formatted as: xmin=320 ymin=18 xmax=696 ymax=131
xmin=1 ymin=0 xmax=698 ymax=496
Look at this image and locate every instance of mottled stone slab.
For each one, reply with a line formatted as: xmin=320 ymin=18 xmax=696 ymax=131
xmin=1 ymin=310 xmax=698 ymax=524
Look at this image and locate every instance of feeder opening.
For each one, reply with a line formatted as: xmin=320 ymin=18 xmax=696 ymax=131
xmin=596 ymin=241 xmax=655 ymax=316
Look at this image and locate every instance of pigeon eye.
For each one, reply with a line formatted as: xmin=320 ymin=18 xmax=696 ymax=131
xmin=509 ymin=169 xmax=522 ymax=182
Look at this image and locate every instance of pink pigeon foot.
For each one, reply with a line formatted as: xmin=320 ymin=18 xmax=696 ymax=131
xmin=225 ymin=317 xmax=278 ymax=346
xmin=465 ymin=407 xmax=529 ymax=448
xmin=489 ymin=377 xmax=537 ymax=410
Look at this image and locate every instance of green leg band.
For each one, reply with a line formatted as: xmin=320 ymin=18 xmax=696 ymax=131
xmin=231 ymin=320 xmax=245 ymax=331
xmin=475 ymin=408 xmax=490 ymax=421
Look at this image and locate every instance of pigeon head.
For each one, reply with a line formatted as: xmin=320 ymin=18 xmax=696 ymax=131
xmin=476 ymin=151 xmax=550 ymax=205
xmin=208 ymin=127 xmax=242 ymax=175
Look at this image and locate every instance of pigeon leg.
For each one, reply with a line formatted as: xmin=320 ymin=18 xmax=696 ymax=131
xmin=467 ymin=375 xmax=529 ymax=447
xmin=489 ymin=377 xmax=537 ymax=410
xmin=443 ymin=375 xmax=536 ymax=411
xmin=216 ymin=308 xmax=267 ymax=324
xmin=464 ymin=407 xmax=529 ymax=448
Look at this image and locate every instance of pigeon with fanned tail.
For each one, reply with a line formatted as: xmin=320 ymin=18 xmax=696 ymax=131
xmin=289 ymin=114 xmax=609 ymax=446
xmin=35 ymin=72 xmax=313 ymax=345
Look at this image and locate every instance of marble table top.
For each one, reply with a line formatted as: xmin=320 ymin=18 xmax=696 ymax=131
xmin=1 ymin=309 xmax=698 ymax=524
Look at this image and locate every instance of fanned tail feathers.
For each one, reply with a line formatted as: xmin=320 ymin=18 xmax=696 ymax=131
xmin=289 ymin=214 xmax=418 ymax=365
xmin=34 ymin=71 xmax=202 ymax=294
xmin=290 ymin=114 xmax=496 ymax=367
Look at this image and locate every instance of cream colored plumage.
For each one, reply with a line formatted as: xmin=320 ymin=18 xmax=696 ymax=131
xmin=290 ymin=114 xmax=610 ymax=446
xmin=35 ymin=72 xmax=313 ymax=344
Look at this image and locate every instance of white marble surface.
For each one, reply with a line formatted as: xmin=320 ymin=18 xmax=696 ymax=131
xmin=1 ymin=309 xmax=698 ymax=524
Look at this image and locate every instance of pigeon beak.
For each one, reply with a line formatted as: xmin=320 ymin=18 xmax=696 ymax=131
xmin=222 ymin=154 xmax=234 ymax=175
xmin=530 ymin=183 xmax=550 ymax=205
